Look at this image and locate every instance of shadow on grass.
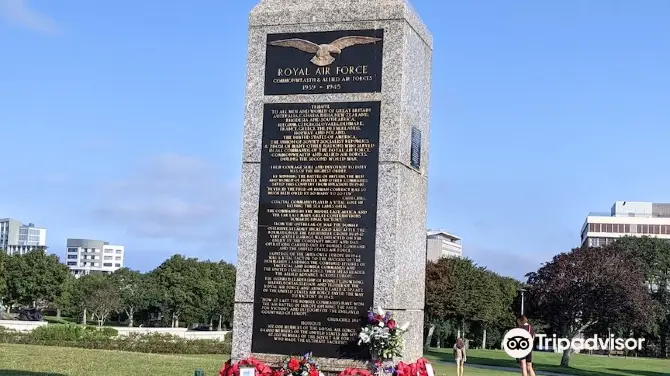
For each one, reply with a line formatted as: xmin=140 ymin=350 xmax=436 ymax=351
xmin=0 ymin=371 xmax=67 ymax=376
xmin=425 ymin=349 xmax=639 ymax=376
xmin=606 ymin=369 xmax=670 ymax=376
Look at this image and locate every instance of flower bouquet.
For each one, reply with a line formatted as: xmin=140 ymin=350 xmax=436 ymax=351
xmin=219 ymin=357 xmax=275 ymax=376
xmin=280 ymin=352 xmax=323 ymax=376
xmin=358 ymin=307 xmax=409 ymax=360
xmin=395 ymin=358 xmax=431 ymax=376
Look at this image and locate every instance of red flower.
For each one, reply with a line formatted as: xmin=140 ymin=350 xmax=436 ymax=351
xmin=272 ymin=371 xmax=285 ymax=376
xmin=288 ymin=359 xmax=301 ymax=372
xmin=308 ymin=368 xmax=319 ymax=376
xmin=219 ymin=360 xmax=233 ymax=376
xmin=387 ymin=319 xmax=396 ymax=330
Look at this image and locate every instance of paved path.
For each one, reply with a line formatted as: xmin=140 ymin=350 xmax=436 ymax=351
xmin=438 ymin=361 xmax=578 ymax=376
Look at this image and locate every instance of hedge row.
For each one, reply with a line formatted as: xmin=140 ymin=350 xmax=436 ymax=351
xmin=0 ymin=325 xmax=231 ymax=354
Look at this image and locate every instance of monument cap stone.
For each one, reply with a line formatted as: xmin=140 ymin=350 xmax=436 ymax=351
xmin=250 ymin=0 xmax=432 ymax=47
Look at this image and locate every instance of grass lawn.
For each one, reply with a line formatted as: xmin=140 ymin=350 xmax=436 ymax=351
xmin=0 ymin=344 xmax=227 ymax=376
xmin=426 ymin=348 xmax=670 ymax=376
xmin=0 ymin=344 xmax=518 ymax=376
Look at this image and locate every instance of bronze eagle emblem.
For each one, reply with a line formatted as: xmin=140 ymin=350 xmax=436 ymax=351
xmin=268 ymin=36 xmax=382 ymax=67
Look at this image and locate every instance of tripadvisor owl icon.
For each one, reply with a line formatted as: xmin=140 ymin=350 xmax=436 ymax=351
xmin=502 ymin=328 xmax=534 ymax=359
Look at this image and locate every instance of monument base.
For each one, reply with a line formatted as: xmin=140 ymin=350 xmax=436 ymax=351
xmin=252 ymin=353 xmax=371 ymax=375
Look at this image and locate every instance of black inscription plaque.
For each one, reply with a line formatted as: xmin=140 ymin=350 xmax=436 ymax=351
xmin=264 ymin=29 xmax=384 ymax=95
xmin=410 ymin=127 xmax=421 ymax=170
xmin=252 ymin=101 xmax=381 ymax=358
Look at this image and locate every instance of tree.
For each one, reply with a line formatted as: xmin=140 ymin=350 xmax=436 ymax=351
xmin=424 ymin=257 xmax=517 ymax=348
xmin=206 ymin=261 xmax=236 ymax=330
xmin=147 ymin=255 xmax=217 ymax=327
xmin=53 ymin=274 xmax=77 ymax=319
xmin=72 ymin=273 xmax=110 ymax=324
xmin=4 ymin=250 xmax=70 ymax=308
xmin=110 ymin=268 xmax=147 ymax=327
xmin=526 ymin=246 xmax=654 ymax=367
xmin=0 ymin=251 xmax=7 ymax=316
xmin=611 ymin=236 xmax=670 ymax=358
xmin=88 ymin=284 xmax=121 ymax=327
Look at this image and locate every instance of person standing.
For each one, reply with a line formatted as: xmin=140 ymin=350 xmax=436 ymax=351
xmin=453 ymin=337 xmax=467 ymax=376
xmin=517 ymin=315 xmax=536 ymax=376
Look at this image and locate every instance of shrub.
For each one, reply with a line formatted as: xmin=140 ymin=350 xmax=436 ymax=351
xmin=100 ymin=327 xmax=119 ymax=337
xmin=0 ymin=325 xmax=230 ymax=354
xmin=30 ymin=324 xmax=86 ymax=341
xmin=224 ymin=331 xmax=232 ymax=343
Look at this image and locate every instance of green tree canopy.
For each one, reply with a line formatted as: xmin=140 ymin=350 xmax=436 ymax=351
xmin=110 ymin=268 xmax=147 ymax=327
xmin=526 ymin=245 xmax=655 ymax=367
xmin=4 ymin=250 xmax=70 ymax=308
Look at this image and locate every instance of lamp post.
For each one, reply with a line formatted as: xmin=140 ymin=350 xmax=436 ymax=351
xmin=518 ymin=288 xmax=527 ymax=316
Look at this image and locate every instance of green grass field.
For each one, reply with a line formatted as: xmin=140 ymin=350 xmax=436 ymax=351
xmin=426 ymin=348 xmax=670 ymax=376
xmin=3 ymin=344 xmax=669 ymax=376
xmin=0 ymin=344 xmax=515 ymax=376
xmin=0 ymin=344 xmax=226 ymax=376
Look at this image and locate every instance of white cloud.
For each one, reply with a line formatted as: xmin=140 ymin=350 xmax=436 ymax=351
xmin=0 ymin=0 xmax=60 ymax=35
xmin=93 ymin=154 xmax=240 ymax=242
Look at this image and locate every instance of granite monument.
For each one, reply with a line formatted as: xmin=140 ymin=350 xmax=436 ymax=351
xmin=232 ymin=0 xmax=433 ymax=371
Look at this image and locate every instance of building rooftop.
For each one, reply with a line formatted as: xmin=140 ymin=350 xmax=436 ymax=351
xmin=426 ymin=229 xmax=461 ymax=241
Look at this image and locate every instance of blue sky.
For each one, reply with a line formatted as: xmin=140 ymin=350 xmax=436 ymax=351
xmin=1 ymin=0 xmax=669 ymax=279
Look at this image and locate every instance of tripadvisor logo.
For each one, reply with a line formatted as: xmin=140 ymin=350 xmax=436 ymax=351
xmin=502 ymin=329 xmax=646 ymax=358
xmin=502 ymin=328 xmax=534 ymax=358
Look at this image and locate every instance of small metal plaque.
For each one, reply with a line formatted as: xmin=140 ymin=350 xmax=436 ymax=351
xmin=411 ymin=127 xmax=421 ymax=169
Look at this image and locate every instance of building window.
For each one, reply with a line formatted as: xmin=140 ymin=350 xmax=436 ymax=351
xmin=115 ymin=256 xmax=122 ymax=260
xmin=68 ymin=248 xmax=78 ymax=253
xmin=67 ymin=262 xmax=77 ymax=266
xmin=115 ymin=263 xmax=121 ymax=267
xmin=116 ymin=250 xmax=122 ymax=254
xmin=103 ymin=263 xmax=113 ymax=267
xmin=591 ymin=238 xmax=600 ymax=247
xmin=67 ymin=255 xmax=78 ymax=259
xmin=104 ymin=256 xmax=112 ymax=260
xmin=104 ymin=249 xmax=113 ymax=253
xmin=625 ymin=224 xmax=631 ymax=233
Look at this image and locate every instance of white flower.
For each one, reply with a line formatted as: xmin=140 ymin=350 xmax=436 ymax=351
xmin=399 ymin=322 xmax=410 ymax=331
xmin=377 ymin=306 xmax=385 ymax=316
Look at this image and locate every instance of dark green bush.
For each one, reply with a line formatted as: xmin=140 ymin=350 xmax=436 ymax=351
xmin=0 ymin=325 xmax=230 ymax=354
xmin=30 ymin=324 xmax=86 ymax=341
xmin=100 ymin=327 xmax=119 ymax=337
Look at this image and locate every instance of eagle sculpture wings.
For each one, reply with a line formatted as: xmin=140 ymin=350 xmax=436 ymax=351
xmin=268 ymin=36 xmax=382 ymax=66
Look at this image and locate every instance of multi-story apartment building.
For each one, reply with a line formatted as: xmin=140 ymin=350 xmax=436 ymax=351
xmin=0 ymin=218 xmax=47 ymax=255
xmin=65 ymin=238 xmax=125 ymax=277
xmin=581 ymin=201 xmax=670 ymax=247
xmin=426 ymin=230 xmax=463 ymax=262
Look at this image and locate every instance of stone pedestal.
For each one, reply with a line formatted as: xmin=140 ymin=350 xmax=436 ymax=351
xmin=232 ymin=0 xmax=433 ymax=370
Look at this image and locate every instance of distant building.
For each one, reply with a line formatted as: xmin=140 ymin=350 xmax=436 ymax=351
xmin=0 ymin=218 xmax=47 ymax=255
xmin=65 ymin=238 xmax=125 ymax=277
xmin=426 ymin=230 xmax=463 ymax=262
xmin=581 ymin=201 xmax=670 ymax=247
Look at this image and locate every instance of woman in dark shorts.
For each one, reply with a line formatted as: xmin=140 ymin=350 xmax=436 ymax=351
xmin=517 ymin=315 xmax=536 ymax=376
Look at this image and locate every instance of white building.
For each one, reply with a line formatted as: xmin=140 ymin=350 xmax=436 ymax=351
xmin=426 ymin=230 xmax=463 ymax=262
xmin=581 ymin=201 xmax=670 ymax=247
xmin=0 ymin=218 xmax=47 ymax=255
xmin=66 ymin=238 xmax=125 ymax=277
